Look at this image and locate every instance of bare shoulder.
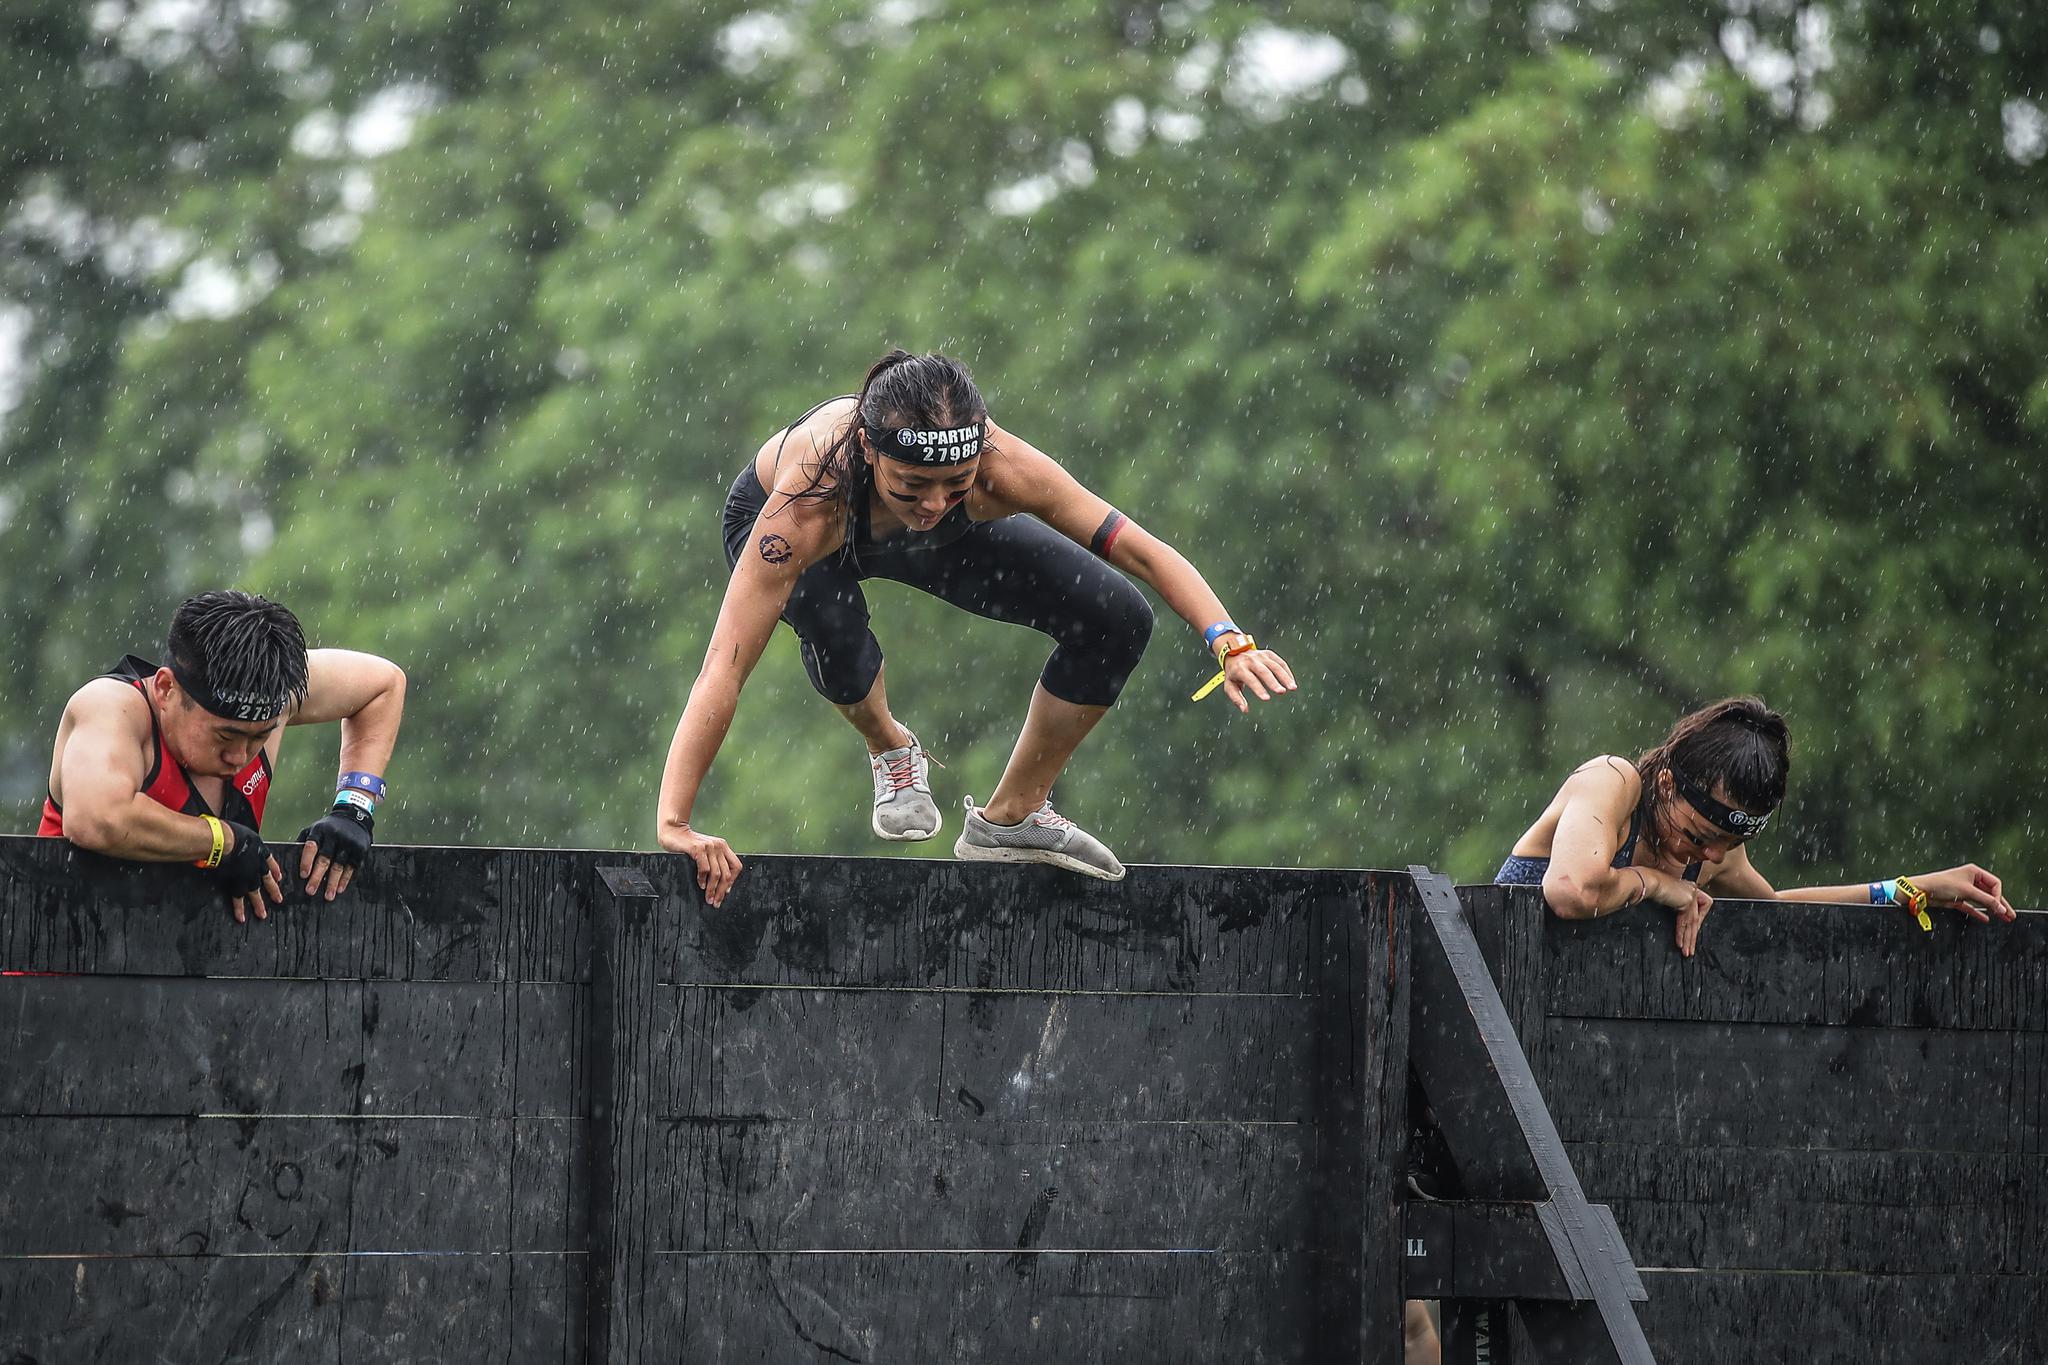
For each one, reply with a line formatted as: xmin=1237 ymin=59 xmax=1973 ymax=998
xmin=304 ymin=646 xmax=397 ymax=681
xmin=758 ymin=397 xmax=858 ymax=497
xmin=1561 ymin=754 xmax=1641 ymax=804
xmin=977 ymin=419 xmax=1088 ymax=515
xmin=979 ymin=418 xmax=1055 ymax=485
xmin=65 ymin=676 xmax=150 ymax=733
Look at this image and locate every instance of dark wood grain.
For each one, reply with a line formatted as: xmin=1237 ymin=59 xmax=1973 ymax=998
xmin=0 ymin=1116 xmax=585 ymax=1256
xmin=0 ymin=836 xmax=585 ymax=982
xmin=1457 ymin=882 xmax=2048 ymax=1363
xmin=661 ymin=1118 xmax=1311 ymax=1252
xmin=1537 ymin=894 xmax=2048 ymax=1032
xmin=1569 ymin=1143 xmax=2045 ymax=1275
xmin=1 ymin=844 xmax=1411 ymax=1362
xmin=1633 ymin=1268 xmax=2048 ymax=1364
xmin=0 ymin=976 xmax=581 ymax=1117
xmin=644 ymin=854 xmax=1335 ymax=995
xmin=1543 ymin=1016 xmax=2018 ymax=1150
xmin=588 ymin=865 xmax=663 ymax=1365
xmin=655 ymin=1250 xmax=1317 ymax=1364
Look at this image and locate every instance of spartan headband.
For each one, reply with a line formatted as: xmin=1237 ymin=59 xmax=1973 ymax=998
xmin=868 ymin=422 xmax=985 ymax=466
xmin=1673 ymin=767 xmax=1773 ymax=837
xmin=169 ymin=658 xmax=293 ymax=723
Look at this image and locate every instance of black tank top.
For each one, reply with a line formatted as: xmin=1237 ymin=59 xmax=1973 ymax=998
xmin=39 ymin=655 xmax=272 ymax=837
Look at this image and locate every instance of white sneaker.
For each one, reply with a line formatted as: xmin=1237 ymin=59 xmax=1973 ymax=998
xmin=870 ymin=730 xmax=941 ymax=841
xmin=953 ymin=797 xmax=1125 ymax=881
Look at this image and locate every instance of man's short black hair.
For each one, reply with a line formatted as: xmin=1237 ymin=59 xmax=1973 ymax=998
xmin=166 ymin=591 xmax=310 ymax=720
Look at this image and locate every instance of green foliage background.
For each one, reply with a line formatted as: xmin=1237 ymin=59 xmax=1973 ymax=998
xmin=3 ymin=0 xmax=2043 ymax=890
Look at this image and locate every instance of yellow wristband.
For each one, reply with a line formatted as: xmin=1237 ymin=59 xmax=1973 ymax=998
xmin=1894 ymin=875 xmax=1933 ymax=932
xmin=195 ymin=814 xmax=226 ymax=870
xmin=1191 ymin=635 xmax=1258 ymax=702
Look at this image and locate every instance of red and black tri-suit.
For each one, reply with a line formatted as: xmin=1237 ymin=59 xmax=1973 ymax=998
xmin=37 ymin=655 xmax=272 ymax=838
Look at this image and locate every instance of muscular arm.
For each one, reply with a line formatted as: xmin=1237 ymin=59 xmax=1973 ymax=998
xmin=293 ymin=649 xmax=406 ymax=778
xmin=1542 ymin=757 xmax=1712 ymax=956
xmin=656 ymin=495 xmax=831 ymax=839
xmin=56 ymin=683 xmax=214 ymax=861
xmin=1540 ymin=758 xmax=1696 ymax=919
xmin=1539 ymin=759 xmax=1641 ymax=918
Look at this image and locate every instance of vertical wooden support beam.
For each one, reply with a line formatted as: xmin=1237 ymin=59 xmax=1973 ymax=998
xmin=588 ymin=865 xmax=660 ymax=1365
xmin=1371 ymin=874 xmax=1416 ymax=1358
xmin=1459 ymin=883 xmax=1548 ymax=1079
xmin=1308 ymin=872 xmax=1411 ymax=1359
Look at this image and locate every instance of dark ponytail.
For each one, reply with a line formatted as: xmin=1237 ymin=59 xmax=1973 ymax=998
xmin=1637 ymin=695 xmax=1791 ymax=817
xmin=772 ymin=349 xmax=989 ymax=508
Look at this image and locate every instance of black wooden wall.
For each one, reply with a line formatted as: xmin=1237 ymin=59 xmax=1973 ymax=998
xmin=0 ymin=838 xmax=1412 ymax=1363
xmin=1462 ymin=885 xmax=2048 ymax=1364
xmin=617 ymin=857 xmax=1410 ymax=1363
xmin=0 ymin=838 xmax=589 ymax=1361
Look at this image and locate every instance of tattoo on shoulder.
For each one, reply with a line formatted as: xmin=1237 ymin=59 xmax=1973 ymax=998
xmin=757 ymin=533 xmax=793 ymax=565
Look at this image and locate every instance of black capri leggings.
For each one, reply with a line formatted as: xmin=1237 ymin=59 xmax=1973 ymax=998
xmin=722 ymin=466 xmax=1153 ymax=708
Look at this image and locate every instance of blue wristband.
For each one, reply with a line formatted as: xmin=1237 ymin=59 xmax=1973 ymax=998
xmin=335 ymin=788 xmax=378 ymax=814
xmin=1202 ymin=621 xmax=1240 ymax=648
xmin=338 ymin=771 xmax=387 ymax=800
xmin=1870 ymin=880 xmax=1893 ymax=905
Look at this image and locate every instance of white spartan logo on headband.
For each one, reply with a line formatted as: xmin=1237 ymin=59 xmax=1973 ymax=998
xmin=894 ymin=425 xmax=983 ymax=463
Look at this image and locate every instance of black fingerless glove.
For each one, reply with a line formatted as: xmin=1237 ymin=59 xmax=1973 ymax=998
xmin=298 ymin=803 xmax=374 ymax=870
xmin=210 ymin=820 xmax=270 ymax=897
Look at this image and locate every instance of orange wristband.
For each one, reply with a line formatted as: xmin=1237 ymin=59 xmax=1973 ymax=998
xmin=1894 ymin=875 xmax=1933 ymax=932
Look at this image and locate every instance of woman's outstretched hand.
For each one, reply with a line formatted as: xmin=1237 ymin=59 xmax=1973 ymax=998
xmin=1909 ymin=864 xmax=2016 ymax=923
xmin=1221 ymin=648 xmax=1297 ymax=714
xmin=660 ymin=823 xmax=744 ymax=908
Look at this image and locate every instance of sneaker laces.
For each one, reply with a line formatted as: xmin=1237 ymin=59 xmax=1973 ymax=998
xmin=1031 ymin=802 xmax=1074 ymax=831
xmin=875 ymin=747 xmax=926 ymax=794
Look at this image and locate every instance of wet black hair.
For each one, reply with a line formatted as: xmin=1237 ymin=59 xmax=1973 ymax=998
xmin=166 ymin=590 xmax=310 ymax=719
xmin=774 ymin=349 xmax=991 ymax=508
xmin=1637 ymin=695 xmax=1790 ymax=818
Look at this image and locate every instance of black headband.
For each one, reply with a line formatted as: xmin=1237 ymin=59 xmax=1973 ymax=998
xmin=868 ymin=422 xmax=985 ymax=466
xmin=169 ymin=658 xmax=292 ymax=723
xmin=1673 ymin=767 xmax=1773 ymax=837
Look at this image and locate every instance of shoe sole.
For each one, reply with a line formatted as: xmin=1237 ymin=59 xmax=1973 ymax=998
xmin=952 ymin=835 xmax=1126 ymax=882
xmin=874 ymin=808 xmax=941 ymax=842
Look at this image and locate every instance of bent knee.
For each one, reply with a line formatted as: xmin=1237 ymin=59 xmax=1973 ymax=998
xmin=1080 ymin=574 xmax=1152 ymax=653
xmin=1115 ymin=581 xmax=1155 ymax=648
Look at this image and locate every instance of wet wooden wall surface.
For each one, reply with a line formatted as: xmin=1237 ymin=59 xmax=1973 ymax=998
xmin=1 ymin=837 xmax=1411 ymax=1363
xmin=0 ymin=837 xmax=589 ymax=1363
xmin=611 ymin=855 xmax=1412 ymax=1364
xmin=1464 ymin=884 xmax=2048 ymax=1365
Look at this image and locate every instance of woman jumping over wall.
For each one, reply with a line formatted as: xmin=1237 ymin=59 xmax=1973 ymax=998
xmin=656 ymin=350 xmax=1296 ymax=905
